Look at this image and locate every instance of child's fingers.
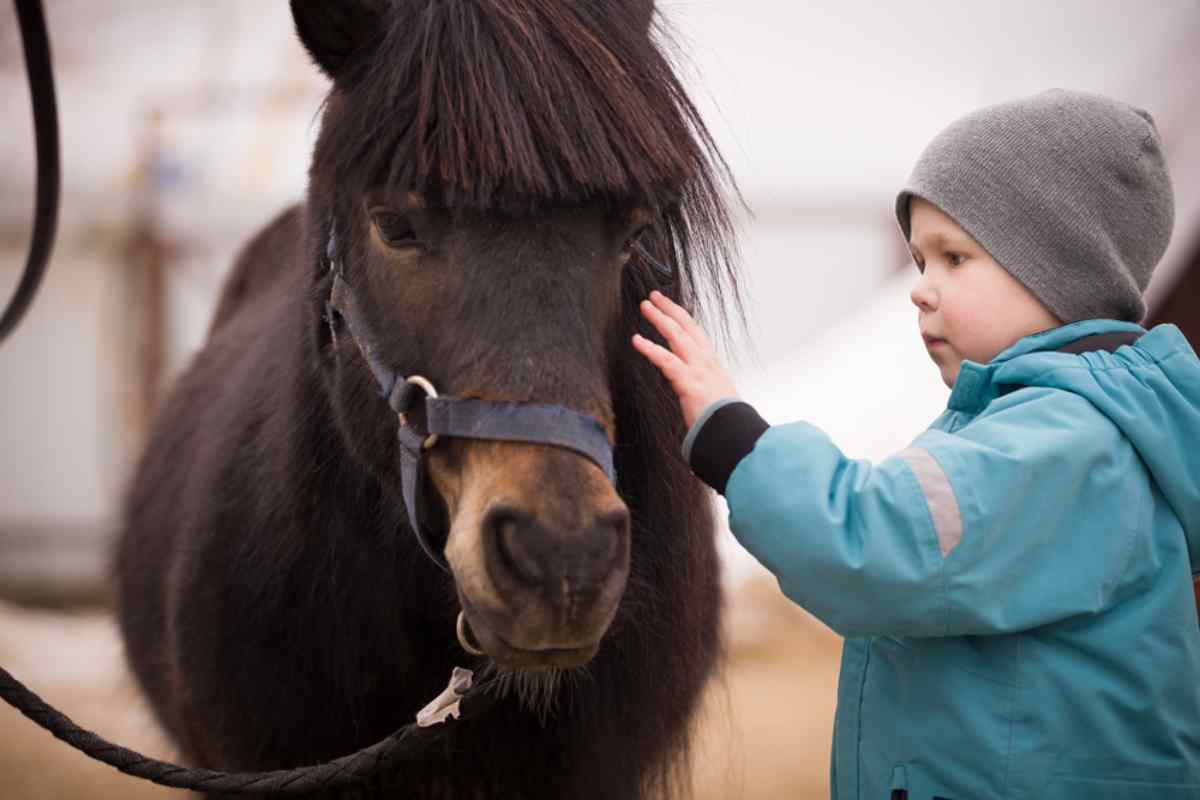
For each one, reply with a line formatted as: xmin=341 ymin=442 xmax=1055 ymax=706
xmin=640 ymin=300 xmax=699 ymax=362
xmin=631 ymin=333 xmax=685 ymax=378
xmin=649 ymin=291 xmax=714 ymax=349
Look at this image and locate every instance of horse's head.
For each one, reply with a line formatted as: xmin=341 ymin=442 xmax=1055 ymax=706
xmin=292 ymin=0 xmax=737 ymax=672
xmin=326 ymin=190 xmax=644 ymax=671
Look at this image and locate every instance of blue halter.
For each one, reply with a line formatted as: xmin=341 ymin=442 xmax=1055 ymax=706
xmin=324 ymin=229 xmax=617 ymax=572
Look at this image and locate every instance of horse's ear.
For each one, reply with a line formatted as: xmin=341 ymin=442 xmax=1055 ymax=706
xmin=290 ymin=0 xmax=385 ymax=80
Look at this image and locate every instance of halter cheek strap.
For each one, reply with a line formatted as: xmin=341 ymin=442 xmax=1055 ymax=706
xmin=324 ymin=229 xmax=617 ymax=571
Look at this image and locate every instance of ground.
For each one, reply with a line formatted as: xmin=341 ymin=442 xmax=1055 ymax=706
xmin=0 ymin=578 xmax=841 ymax=799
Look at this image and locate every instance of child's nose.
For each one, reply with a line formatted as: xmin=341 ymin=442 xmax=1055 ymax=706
xmin=910 ymin=278 xmax=937 ymax=311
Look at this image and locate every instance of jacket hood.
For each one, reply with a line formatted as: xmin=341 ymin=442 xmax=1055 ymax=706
xmin=987 ymin=320 xmax=1200 ymax=572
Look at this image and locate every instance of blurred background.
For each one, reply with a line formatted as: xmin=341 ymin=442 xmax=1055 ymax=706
xmin=1 ymin=1 xmax=1198 ymax=797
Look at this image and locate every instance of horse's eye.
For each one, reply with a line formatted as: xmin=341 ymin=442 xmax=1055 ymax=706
xmin=620 ymin=225 xmax=649 ymax=260
xmin=370 ymin=209 xmax=419 ymax=248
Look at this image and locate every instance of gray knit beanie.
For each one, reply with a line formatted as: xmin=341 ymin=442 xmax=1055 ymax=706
xmin=895 ymin=89 xmax=1174 ymax=323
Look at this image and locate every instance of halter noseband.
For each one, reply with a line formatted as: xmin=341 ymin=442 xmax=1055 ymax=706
xmin=323 ymin=228 xmax=617 ymax=572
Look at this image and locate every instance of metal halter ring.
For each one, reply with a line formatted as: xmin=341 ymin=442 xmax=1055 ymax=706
xmin=398 ymin=375 xmax=440 ymax=450
xmin=456 ymin=611 xmax=486 ymax=656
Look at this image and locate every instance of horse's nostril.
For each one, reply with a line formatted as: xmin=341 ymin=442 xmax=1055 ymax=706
xmin=483 ymin=504 xmax=630 ymax=594
xmin=594 ymin=508 xmax=630 ymax=568
xmin=486 ymin=507 xmax=546 ymax=585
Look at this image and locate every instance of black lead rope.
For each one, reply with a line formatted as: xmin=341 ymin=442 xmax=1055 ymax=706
xmin=1 ymin=0 xmax=60 ymax=346
xmin=0 ymin=664 xmax=499 ymax=794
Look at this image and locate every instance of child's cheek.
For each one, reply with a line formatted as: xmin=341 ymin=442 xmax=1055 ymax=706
xmin=942 ymin=298 xmax=990 ymax=364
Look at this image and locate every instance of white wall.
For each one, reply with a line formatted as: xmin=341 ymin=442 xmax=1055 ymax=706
xmin=0 ymin=248 xmax=122 ymax=524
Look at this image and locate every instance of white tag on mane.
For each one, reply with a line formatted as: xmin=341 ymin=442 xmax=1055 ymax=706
xmin=416 ymin=667 xmax=475 ymax=727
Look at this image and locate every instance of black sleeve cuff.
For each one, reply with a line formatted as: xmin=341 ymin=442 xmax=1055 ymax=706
xmin=688 ymin=401 xmax=770 ymax=495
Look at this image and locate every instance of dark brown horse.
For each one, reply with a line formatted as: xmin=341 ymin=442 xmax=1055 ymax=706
xmin=116 ymin=1 xmax=741 ymax=797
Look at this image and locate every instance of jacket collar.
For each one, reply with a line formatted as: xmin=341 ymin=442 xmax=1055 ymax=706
xmin=989 ymin=319 xmax=1146 ymax=365
xmin=947 ymin=319 xmax=1146 ymax=413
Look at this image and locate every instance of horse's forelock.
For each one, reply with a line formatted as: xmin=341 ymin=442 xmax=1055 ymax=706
xmin=311 ymin=0 xmax=744 ymax=334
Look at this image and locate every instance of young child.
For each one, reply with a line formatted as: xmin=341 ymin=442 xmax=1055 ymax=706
xmin=632 ymin=89 xmax=1200 ymax=799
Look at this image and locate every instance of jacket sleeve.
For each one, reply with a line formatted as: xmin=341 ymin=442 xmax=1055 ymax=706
xmin=721 ymin=387 xmax=1148 ymax=638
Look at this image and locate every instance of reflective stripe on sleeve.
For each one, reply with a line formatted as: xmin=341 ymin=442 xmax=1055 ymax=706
xmin=897 ymin=447 xmax=963 ymax=557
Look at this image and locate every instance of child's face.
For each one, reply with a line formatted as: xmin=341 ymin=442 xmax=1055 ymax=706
xmin=908 ymin=198 xmax=1060 ymax=388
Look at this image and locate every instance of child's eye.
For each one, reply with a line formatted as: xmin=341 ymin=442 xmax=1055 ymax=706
xmin=947 ymin=252 xmax=966 ymax=267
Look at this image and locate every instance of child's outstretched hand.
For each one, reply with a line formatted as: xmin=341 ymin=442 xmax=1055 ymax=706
xmin=632 ymin=291 xmax=739 ymax=430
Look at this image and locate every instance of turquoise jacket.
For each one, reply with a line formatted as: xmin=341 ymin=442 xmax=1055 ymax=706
xmin=700 ymin=320 xmax=1200 ymax=799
